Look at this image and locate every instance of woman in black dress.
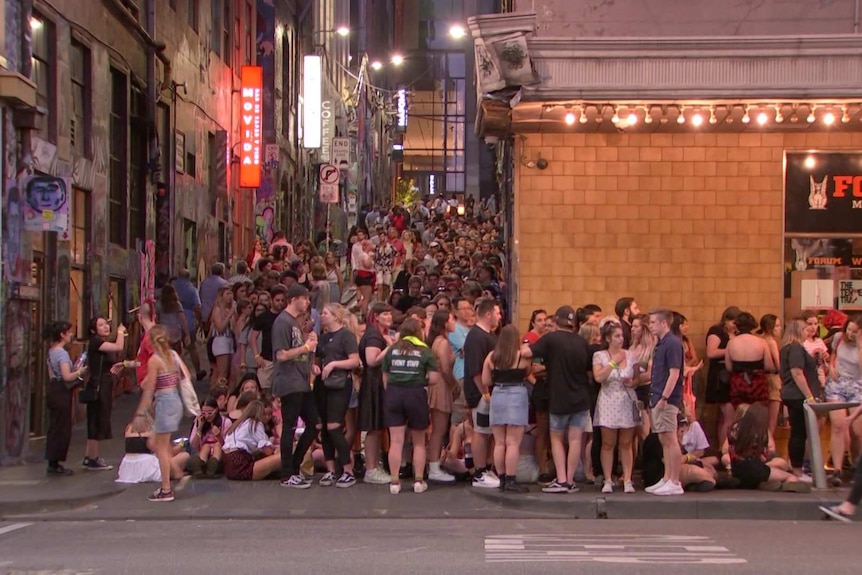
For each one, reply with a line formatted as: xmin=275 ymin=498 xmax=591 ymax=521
xmin=358 ymin=302 xmax=395 ymax=484
xmin=84 ymin=317 xmax=127 ymax=470
xmin=705 ymin=306 xmax=740 ymax=450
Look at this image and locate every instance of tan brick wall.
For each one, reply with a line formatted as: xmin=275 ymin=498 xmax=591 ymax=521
xmin=513 ymin=131 xmax=862 ymax=346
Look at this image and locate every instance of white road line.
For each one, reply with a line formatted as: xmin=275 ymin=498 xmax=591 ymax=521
xmin=0 ymin=522 xmax=33 ymax=536
xmin=485 ymin=534 xmax=746 ymax=565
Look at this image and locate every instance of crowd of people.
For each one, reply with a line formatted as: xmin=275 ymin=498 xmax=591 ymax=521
xmin=39 ymin=195 xmax=862 ymax=521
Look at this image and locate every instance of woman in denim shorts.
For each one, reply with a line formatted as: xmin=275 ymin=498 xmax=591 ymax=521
xmin=136 ymin=325 xmax=184 ymax=502
xmin=825 ymin=316 xmax=862 ymax=486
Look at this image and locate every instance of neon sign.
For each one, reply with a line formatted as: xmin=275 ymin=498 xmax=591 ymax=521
xmin=239 ymin=66 xmax=263 ymax=188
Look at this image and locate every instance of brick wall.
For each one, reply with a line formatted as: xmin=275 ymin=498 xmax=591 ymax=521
xmin=514 ymin=131 xmax=862 ymax=346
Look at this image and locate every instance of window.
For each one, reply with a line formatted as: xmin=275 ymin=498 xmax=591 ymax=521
xmin=234 ymin=0 xmax=242 ymax=70
xmin=186 ymin=151 xmax=196 ymax=177
xmin=109 ymin=68 xmax=128 ymax=246
xmin=129 ymin=88 xmax=147 ymax=246
xmin=182 ymin=219 xmax=197 ymax=272
xmin=212 ymin=0 xmax=221 ymax=58
xmin=70 ymin=40 xmax=91 ymax=158
xmin=157 ymin=103 xmax=169 ymax=181
xmin=188 ymin=0 xmax=199 ymax=33
xmin=69 ymin=188 xmax=89 ymax=340
xmin=218 ymin=222 xmax=227 ymax=264
xmin=30 ymin=11 xmax=55 ymax=141
xmin=108 ymin=278 xmax=126 ymax=331
xmin=224 ymin=0 xmax=232 ymax=67
xmin=244 ymin=1 xmax=252 ymax=65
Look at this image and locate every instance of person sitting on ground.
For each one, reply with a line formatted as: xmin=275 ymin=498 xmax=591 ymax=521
xmin=728 ymin=403 xmax=808 ymax=492
xmin=677 ymin=414 xmax=718 ymax=492
xmin=209 ymin=384 xmax=230 ymax=418
xmin=116 ymin=413 xmax=188 ymax=484
xmin=222 ymin=399 xmax=281 ymax=481
xmin=227 ymin=374 xmax=262 ymax=413
xmin=189 ymin=398 xmax=227 ymax=479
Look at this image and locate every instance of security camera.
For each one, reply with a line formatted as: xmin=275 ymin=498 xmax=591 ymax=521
xmin=536 ymin=158 xmax=549 ymax=170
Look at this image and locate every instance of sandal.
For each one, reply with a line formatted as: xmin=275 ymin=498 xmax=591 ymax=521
xmin=819 ymin=505 xmax=853 ymax=523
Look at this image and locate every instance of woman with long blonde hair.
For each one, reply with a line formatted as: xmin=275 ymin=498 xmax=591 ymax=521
xmin=630 ymin=314 xmax=656 ymax=438
xmin=135 ymin=325 xmax=184 ymax=502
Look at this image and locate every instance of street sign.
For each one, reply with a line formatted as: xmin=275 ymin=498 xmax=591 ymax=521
xmin=332 ymin=137 xmax=350 ymax=169
xmin=319 ymin=163 xmax=339 ymax=203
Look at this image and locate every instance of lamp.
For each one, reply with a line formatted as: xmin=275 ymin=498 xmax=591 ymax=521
xmin=449 ymin=25 xmax=466 ymax=39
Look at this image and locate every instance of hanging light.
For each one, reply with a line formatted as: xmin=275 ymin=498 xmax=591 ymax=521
xmin=627 ymin=112 xmax=638 ymax=125
xmin=807 ymin=107 xmax=816 ymax=123
xmin=449 ymin=25 xmax=466 ymax=39
xmin=708 ymin=107 xmax=718 ymax=125
xmin=565 ymin=111 xmax=576 ymax=125
xmin=824 ymin=111 xmax=836 ymax=125
xmin=804 ymin=156 xmax=816 ymax=169
xmin=644 ymin=106 xmax=654 ymax=124
xmin=676 ymin=106 xmax=686 ymax=124
xmin=691 ymin=113 xmax=704 ymax=127
xmin=611 ymin=106 xmax=620 ymax=124
xmin=391 ymin=54 xmax=404 ymax=66
xmin=371 ymin=60 xmax=383 ymax=70
xmin=775 ymin=105 xmax=784 ymax=123
xmin=757 ymin=111 xmax=768 ymax=125
xmin=741 ymin=106 xmax=751 ymax=124
xmin=842 ymin=107 xmax=851 ymax=123
xmin=579 ymin=107 xmax=589 ymax=124
xmin=336 ymin=26 xmax=350 ymax=37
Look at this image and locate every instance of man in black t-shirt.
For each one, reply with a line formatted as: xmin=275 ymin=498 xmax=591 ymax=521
xmin=614 ymin=297 xmax=640 ymax=350
xmin=522 ymin=306 xmax=593 ymax=494
xmin=463 ymin=297 xmax=501 ymax=489
xmin=249 ymin=285 xmax=287 ymax=390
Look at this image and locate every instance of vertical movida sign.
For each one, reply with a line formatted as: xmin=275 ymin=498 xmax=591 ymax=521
xmin=303 ymin=55 xmax=322 ymax=149
xmin=785 ymin=151 xmax=862 ymax=234
xmin=239 ymin=66 xmax=263 ymax=188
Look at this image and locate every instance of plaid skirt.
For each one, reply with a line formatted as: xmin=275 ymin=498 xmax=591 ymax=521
xmin=223 ymin=450 xmax=254 ymax=481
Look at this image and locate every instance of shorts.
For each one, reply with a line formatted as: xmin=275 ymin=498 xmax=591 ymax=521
xmin=489 ymin=384 xmax=529 ymax=427
xmin=731 ymin=456 xmax=771 ymax=489
xmin=766 ymin=373 xmax=782 ymax=402
xmin=384 ymin=385 xmax=429 ymax=430
xmin=451 ymin=378 xmax=468 ymax=426
xmin=355 ymin=270 xmax=375 ymax=289
xmin=650 ymin=403 xmax=679 ymax=434
xmin=257 ymin=359 xmax=274 ymax=389
xmin=530 ymin=378 xmax=549 ymax=412
xmin=153 ymin=388 xmax=183 ymax=434
xmin=212 ymin=335 xmax=234 ymax=357
xmin=825 ymin=377 xmax=862 ymax=403
xmin=471 ymin=396 xmax=492 ymax=435
xmin=549 ymin=410 xmax=590 ymax=432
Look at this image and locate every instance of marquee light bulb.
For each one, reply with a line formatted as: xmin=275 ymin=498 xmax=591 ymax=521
xmin=807 ymin=111 xmax=816 ymax=123
xmin=804 ymin=156 xmax=816 ymax=169
xmin=565 ymin=112 xmax=576 ymax=125
xmin=824 ymin=112 xmax=835 ymax=125
xmin=691 ymin=114 xmax=703 ymax=127
xmin=627 ymin=112 xmax=638 ymax=125
xmin=757 ymin=112 xmax=768 ymax=125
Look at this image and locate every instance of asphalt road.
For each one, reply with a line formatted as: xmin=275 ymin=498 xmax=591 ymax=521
xmin=0 ymin=518 xmax=858 ymax=575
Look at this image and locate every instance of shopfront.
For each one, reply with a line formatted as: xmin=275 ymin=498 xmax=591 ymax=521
xmin=468 ymin=12 xmax=862 ymax=345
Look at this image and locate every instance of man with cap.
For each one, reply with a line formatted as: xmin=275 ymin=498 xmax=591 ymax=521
xmin=272 ymin=283 xmax=320 ymax=489
xmin=521 ymin=305 xmax=593 ymax=494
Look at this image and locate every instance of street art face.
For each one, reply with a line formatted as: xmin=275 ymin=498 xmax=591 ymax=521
xmin=25 ymin=175 xmax=67 ymax=213
xmin=256 ymin=205 xmax=275 ymax=244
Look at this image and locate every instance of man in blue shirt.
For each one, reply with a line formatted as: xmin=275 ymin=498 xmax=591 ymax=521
xmin=172 ymin=268 xmax=205 ymax=380
xmin=646 ymin=308 xmax=685 ymax=496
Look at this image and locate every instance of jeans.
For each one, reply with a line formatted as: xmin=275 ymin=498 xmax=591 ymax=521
xmin=280 ymin=391 xmax=320 ymax=479
xmin=314 ymin=381 xmax=352 ymax=468
xmin=784 ymin=399 xmax=807 ymax=469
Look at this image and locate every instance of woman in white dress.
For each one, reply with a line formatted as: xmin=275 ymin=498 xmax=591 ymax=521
xmin=593 ymin=321 xmax=640 ymax=493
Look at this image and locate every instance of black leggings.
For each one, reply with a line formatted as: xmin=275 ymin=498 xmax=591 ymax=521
xmin=314 ymin=381 xmax=352 ymax=468
xmin=784 ymin=399 xmax=807 ymax=469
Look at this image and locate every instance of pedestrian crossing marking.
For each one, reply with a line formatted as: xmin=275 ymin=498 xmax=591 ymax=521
xmin=485 ymin=534 xmax=747 ymax=564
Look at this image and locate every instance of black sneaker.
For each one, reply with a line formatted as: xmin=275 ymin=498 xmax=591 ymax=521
xmin=503 ymin=481 xmax=530 ymax=494
xmin=82 ymin=457 xmax=113 ymax=471
xmin=335 ymin=473 xmax=357 ymax=488
xmin=47 ymin=465 xmax=74 ymax=476
xmin=537 ymin=472 xmax=555 ymax=486
xmin=281 ymin=474 xmax=312 ymax=489
xmin=541 ymin=480 xmax=569 ymax=494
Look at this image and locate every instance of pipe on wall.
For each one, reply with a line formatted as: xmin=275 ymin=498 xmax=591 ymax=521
xmin=102 ymin=0 xmax=172 ymax=89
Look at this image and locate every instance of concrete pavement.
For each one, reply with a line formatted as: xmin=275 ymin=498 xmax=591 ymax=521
xmin=0 ymin=380 xmax=853 ymax=522
xmin=0 ymin=519 xmax=859 ymax=575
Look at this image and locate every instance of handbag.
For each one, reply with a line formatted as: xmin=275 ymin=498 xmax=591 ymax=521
xmin=171 ymin=351 xmax=201 ymax=417
xmin=323 ymin=368 xmax=349 ymax=390
xmin=78 ymin=353 xmax=104 ymax=404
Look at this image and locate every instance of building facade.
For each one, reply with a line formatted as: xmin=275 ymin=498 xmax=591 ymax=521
xmin=470 ymin=1 xmax=862 ymax=350
xmin=0 ymin=0 xmax=258 ymax=463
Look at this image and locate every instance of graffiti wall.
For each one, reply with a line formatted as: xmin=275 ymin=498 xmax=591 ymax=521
xmin=1 ymin=299 xmax=32 ymax=463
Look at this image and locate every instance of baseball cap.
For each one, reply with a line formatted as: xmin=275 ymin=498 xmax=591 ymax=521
xmin=286 ymin=283 xmax=310 ymax=299
xmin=554 ymin=305 xmax=576 ymax=328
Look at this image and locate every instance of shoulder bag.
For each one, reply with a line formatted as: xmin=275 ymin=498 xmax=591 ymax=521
xmin=171 ymin=350 xmax=201 ymax=417
xmin=78 ymin=352 xmax=104 ymax=404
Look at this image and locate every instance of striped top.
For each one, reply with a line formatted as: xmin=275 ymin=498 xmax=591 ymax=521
xmin=155 ymin=369 xmax=180 ymax=391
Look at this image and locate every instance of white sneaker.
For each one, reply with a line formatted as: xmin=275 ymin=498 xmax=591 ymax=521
xmin=645 ymin=478 xmax=667 ymax=493
xmin=797 ymin=473 xmax=814 ymax=484
xmin=601 ymin=481 xmax=613 ymax=494
xmin=472 ymin=470 xmax=501 ymax=489
xmin=389 ymin=483 xmax=401 ymax=495
xmin=318 ymin=472 xmax=336 ymax=487
xmin=427 ymin=466 xmax=456 ymax=483
xmin=363 ymin=467 xmax=392 ymax=485
xmin=624 ymin=480 xmax=636 ymax=493
xmin=653 ymin=481 xmax=684 ymax=496
xmin=413 ymin=480 xmax=428 ymax=493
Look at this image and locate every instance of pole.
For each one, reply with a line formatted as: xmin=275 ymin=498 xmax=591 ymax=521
xmin=325 ymin=203 xmax=331 ymax=254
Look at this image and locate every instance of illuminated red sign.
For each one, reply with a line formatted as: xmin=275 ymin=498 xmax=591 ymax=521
xmin=239 ymin=66 xmax=263 ymax=188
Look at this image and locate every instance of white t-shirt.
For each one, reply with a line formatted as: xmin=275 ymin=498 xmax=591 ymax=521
xmin=681 ymin=421 xmax=710 ymax=455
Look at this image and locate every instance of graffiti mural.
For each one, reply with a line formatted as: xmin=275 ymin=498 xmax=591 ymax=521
xmin=3 ymin=180 xmax=28 ymax=283
xmin=155 ymin=185 xmax=171 ymax=279
xmin=22 ymin=175 xmax=71 ymax=233
xmin=257 ymin=0 xmax=276 ymax=143
xmin=2 ymin=299 xmax=32 ymax=461
xmin=56 ymin=254 xmax=70 ymax=322
xmin=141 ymin=240 xmax=156 ymax=303
xmin=256 ymin=203 xmax=275 ymax=244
